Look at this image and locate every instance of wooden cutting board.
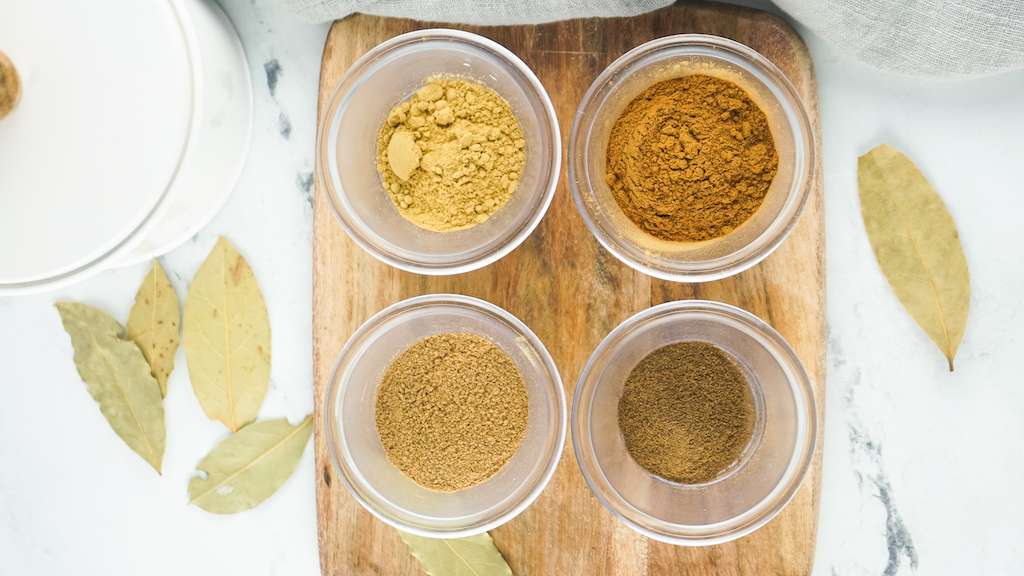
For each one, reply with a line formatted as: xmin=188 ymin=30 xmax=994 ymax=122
xmin=313 ymin=3 xmax=825 ymax=574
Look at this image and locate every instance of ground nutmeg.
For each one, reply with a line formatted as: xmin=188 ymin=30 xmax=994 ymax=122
xmin=618 ymin=341 xmax=756 ymax=484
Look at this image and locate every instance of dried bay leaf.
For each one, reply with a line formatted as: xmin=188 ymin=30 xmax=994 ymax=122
xmin=184 ymin=237 xmax=271 ymax=431
xmin=127 ymin=260 xmax=180 ymax=396
xmin=188 ymin=415 xmax=312 ymax=514
xmin=400 ymin=531 xmax=513 ymax=576
xmin=858 ymin=144 xmax=970 ymax=371
xmin=56 ymin=302 xmax=165 ymax=472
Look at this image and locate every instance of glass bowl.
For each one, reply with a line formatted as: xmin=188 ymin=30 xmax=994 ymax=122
xmin=571 ymin=300 xmax=816 ymax=545
xmin=317 ymin=29 xmax=560 ymax=275
xmin=326 ymin=294 xmax=566 ymax=538
xmin=568 ymin=34 xmax=814 ymax=282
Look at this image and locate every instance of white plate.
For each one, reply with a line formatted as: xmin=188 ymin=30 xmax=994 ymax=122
xmin=116 ymin=0 xmax=253 ymax=267
xmin=0 ymin=0 xmax=252 ymax=294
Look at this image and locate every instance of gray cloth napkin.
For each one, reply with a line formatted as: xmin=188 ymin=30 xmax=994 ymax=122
xmin=286 ymin=0 xmax=1024 ymax=78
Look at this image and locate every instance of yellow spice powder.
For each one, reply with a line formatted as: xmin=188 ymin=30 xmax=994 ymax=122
xmin=376 ymin=77 xmax=526 ymax=232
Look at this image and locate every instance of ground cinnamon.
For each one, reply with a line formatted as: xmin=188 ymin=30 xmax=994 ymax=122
xmin=605 ymin=75 xmax=778 ymax=241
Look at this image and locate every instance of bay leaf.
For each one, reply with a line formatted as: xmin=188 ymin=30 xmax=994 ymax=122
xmin=126 ymin=260 xmax=180 ymax=396
xmin=183 ymin=237 xmax=271 ymax=431
xmin=55 ymin=302 xmax=165 ymax=472
xmin=188 ymin=415 xmax=312 ymax=514
xmin=858 ymin=144 xmax=970 ymax=371
xmin=400 ymin=531 xmax=513 ymax=576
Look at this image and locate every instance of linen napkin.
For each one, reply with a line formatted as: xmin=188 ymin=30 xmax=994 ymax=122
xmin=285 ymin=0 xmax=1024 ymax=78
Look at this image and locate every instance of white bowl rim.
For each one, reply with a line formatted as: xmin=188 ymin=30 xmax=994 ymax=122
xmin=114 ymin=0 xmax=254 ymax=267
xmin=0 ymin=0 xmax=198 ymax=295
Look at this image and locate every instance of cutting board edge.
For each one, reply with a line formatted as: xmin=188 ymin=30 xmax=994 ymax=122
xmin=312 ymin=4 xmax=826 ymax=575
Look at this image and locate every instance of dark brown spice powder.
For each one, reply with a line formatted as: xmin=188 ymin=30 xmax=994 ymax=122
xmin=618 ymin=341 xmax=756 ymax=484
xmin=605 ymin=74 xmax=779 ymax=241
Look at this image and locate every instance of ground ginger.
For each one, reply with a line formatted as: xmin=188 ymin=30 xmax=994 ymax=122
xmin=377 ymin=77 xmax=525 ymax=232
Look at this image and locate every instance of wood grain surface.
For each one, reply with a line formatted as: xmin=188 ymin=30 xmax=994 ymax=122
xmin=313 ymin=3 xmax=825 ymax=574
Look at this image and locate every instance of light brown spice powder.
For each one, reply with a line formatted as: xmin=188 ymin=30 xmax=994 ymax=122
xmin=375 ymin=332 xmax=528 ymax=491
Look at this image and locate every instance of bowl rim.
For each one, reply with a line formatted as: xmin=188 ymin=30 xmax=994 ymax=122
xmin=0 ymin=0 xmax=198 ymax=295
xmin=113 ymin=0 xmax=255 ymax=267
xmin=571 ymin=299 xmax=818 ymax=545
xmin=316 ymin=28 xmax=561 ymax=276
xmin=325 ymin=293 xmax=568 ymax=538
xmin=567 ymin=33 xmax=816 ymax=283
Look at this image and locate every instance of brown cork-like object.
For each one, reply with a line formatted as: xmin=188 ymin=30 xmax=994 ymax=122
xmin=313 ymin=3 xmax=825 ymax=574
xmin=0 ymin=50 xmax=21 ymax=120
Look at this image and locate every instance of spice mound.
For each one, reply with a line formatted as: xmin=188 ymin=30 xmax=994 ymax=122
xmin=377 ymin=78 xmax=526 ymax=232
xmin=618 ymin=341 xmax=755 ymax=484
xmin=605 ymin=74 xmax=778 ymax=241
xmin=375 ymin=332 xmax=529 ymax=491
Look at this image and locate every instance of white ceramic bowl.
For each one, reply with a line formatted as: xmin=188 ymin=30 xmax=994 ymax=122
xmin=0 ymin=0 xmax=252 ymax=295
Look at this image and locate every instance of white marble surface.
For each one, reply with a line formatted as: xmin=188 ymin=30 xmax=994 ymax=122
xmin=2 ymin=1 xmax=1023 ymax=574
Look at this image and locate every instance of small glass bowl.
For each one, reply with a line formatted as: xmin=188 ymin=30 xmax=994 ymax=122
xmin=317 ymin=29 xmax=561 ymax=275
xmin=568 ymin=35 xmax=814 ymax=282
xmin=326 ymin=294 xmax=566 ymax=538
xmin=572 ymin=300 xmax=816 ymax=545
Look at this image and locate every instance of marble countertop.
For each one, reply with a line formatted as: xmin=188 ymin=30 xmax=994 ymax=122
xmin=2 ymin=1 xmax=1022 ymax=574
